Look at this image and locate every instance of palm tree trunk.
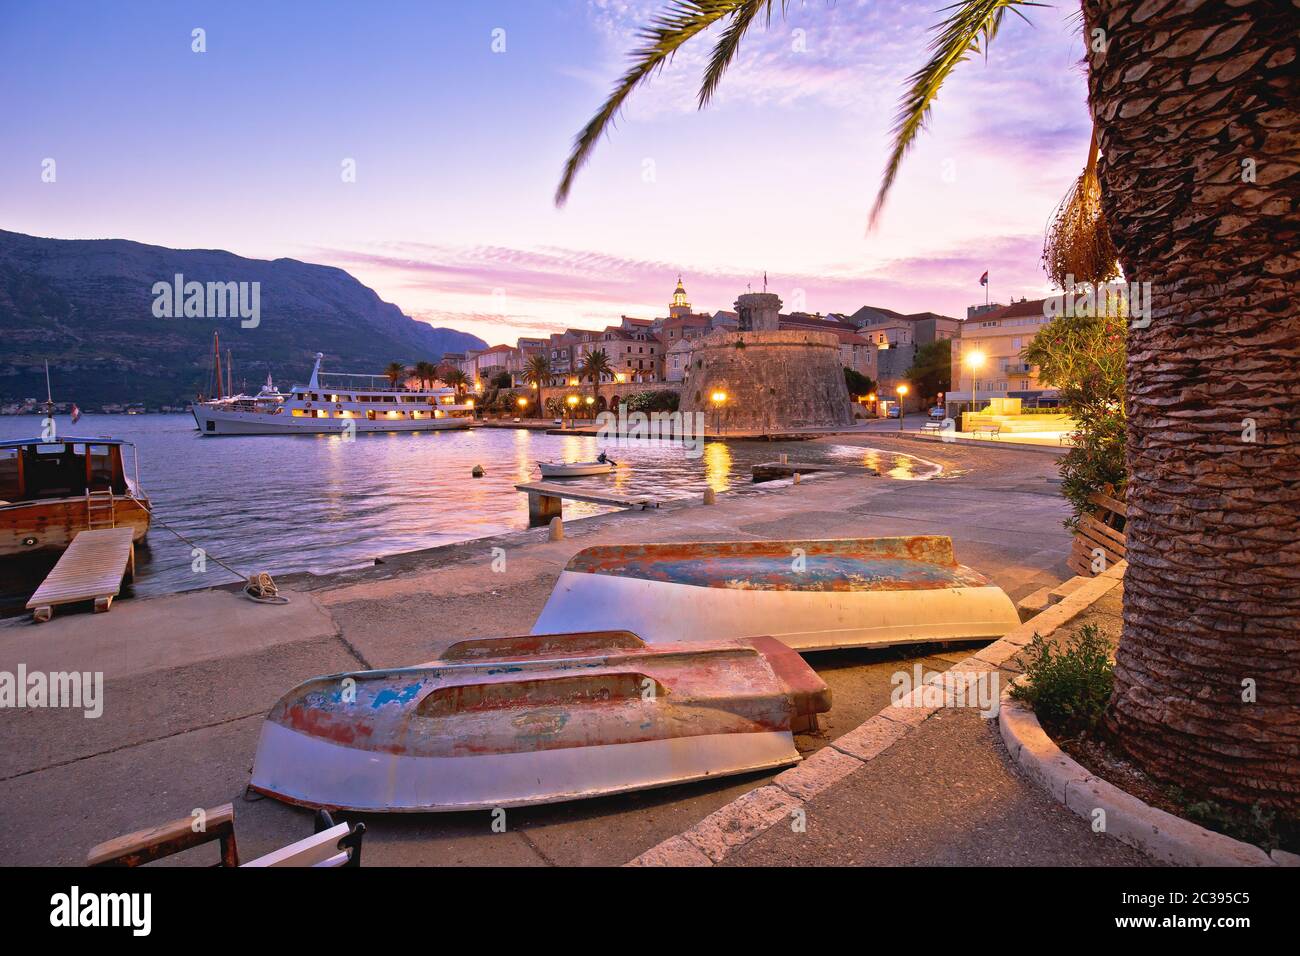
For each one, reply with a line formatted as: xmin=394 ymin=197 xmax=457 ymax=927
xmin=1084 ymin=0 xmax=1299 ymax=810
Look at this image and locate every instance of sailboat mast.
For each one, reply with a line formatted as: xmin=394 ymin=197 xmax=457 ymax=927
xmin=213 ymin=332 xmax=223 ymax=400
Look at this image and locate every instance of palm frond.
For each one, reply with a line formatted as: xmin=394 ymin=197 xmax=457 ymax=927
xmin=698 ymin=0 xmax=778 ymax=109
xmin=869 ymin=0 xmax=1044 ymax=227
xmin=555 ymin=1 xmax=755 ymax=206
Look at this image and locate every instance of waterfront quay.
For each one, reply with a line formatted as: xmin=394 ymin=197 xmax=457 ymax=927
xmin=0 ymin=435 xmax=1128 ymax=866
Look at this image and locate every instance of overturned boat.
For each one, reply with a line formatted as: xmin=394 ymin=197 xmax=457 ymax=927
xmin=531 ymin=536 xmax=1020 ymax=652
xmin=249 ymin=630 xmax=830 ymax=812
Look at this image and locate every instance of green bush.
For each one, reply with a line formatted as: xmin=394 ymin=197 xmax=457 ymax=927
xmin=1009 ymin=624 xmax=1114 ymax=737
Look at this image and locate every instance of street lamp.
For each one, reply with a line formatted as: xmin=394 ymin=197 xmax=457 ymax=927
xmin=867 ymin=392 xmax=877 ymax=418
xmin=896 ymin=384 xmax=909 ymax=432
xmin=964 ymin=349 xmax=986 ymax=418
xmin=710 ymin=390 xmax=728 ymax=436
xmin=585 ymin=395 xmax=595 ymax=421
xmin=566 ymin=394 xmax=578 ymax=429
xmin=517 ymin=396 xmax=528 ymax=418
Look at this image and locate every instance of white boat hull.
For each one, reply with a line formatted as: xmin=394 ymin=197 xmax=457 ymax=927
xmin=252 ymin=720 xmax=798 ymax=812
xmin=192 ymin=405 xmax=472 ymax=435
xmin=537 ymin=461 xmax=614 ymax=478
xmin=533 ymin=572 xmax=1019 ymax=651
xmin=530 ymin=537 xmax=1022 ymax=652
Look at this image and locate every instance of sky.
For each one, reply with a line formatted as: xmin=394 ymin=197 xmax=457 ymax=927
xmin=0 ymin=0 xmax=1093 ymax=345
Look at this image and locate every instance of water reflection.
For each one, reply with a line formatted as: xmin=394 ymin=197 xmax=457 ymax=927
xmin=704 ymin=441 xmax=733 ymax=493
xmin=0 ymin=416 xmax=941 ymax=601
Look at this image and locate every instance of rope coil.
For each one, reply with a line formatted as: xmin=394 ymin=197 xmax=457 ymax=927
xmin=137 ymin=500 xmax=289 ymax=606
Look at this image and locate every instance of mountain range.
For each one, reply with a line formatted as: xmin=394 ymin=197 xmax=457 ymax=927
xmin=0 ymin=229 xmax=486 ymax=407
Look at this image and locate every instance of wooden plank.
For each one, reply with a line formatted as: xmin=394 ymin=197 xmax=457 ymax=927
xmin=1076 ymin=524 xmax=1125 ymax=562
xmin=88 ymin=803 xmax=238 ymax=867
xmin=514 ymin=482 xmax=655 ymax=510
xmin=1080 ymin=512 xmax=1126 ymax=548
xmin=27 ymin=527 xmax=135 ymax=615
xmin=1071 ymin=534 xmax=1122 ymax=574
xmin=1087 ymin=490 xmax=1127 ymax=517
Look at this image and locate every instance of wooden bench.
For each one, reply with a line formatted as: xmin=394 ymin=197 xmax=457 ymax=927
xmin=1068 ymin=484 xmax=1127 ymax=577
xmin=515 ymin=481 xmax=658 ymax=528
xmin=87 ymin=802 xmax=365 ymax=868
xmin=920 ymin=421 xmax=945 ymax=435
xmin=972 ymin=424 xmax=1002 ymax=439
xmin=27 ymin=527 xmax=136 ymax=622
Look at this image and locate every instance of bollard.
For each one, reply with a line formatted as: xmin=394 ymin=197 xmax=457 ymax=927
xmin=793 ymin=472 xmax=801 ymax=485
xmin=548 ymin=516 xmax=564 ymax=541
xmin=780 ymin=453 xmax=788 ymax=464
xmin=703 ymin=488 xmax=716 ymax=506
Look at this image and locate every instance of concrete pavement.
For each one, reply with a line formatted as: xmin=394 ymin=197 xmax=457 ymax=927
xmin=0 ymin=434 xmax=1092 ymax=866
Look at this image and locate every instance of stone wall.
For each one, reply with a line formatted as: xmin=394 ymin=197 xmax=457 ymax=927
xmin=679 ymin=329 xmax=853 ymax=431
xmin=529 ymin=380 xmax=684 ymax=417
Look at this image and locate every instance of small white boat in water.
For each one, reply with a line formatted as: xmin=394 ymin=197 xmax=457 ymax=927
xmin=249 ymin=630 xmax=830 ymax=812
xmin=537 ymin=458 xmax=616 ymax=478
xmin=531 ymin=536 xmax=1021 ymax=652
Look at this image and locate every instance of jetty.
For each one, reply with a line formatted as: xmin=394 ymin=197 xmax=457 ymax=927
xmin=26 ymin=527 xmax=136 ymax=622
xmin=514 ymin=481 xmax=658 ymax=527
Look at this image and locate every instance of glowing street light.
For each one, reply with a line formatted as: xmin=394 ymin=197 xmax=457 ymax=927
xmin=566 ymin=393 xmax=579 ymax=429
xmin=710 ymin=390 xmax=728 ymax=436
xmin=896 ymin=383 xmax=909 ymax=432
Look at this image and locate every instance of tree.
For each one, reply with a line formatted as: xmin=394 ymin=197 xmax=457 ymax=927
xmin=524 ymin=354 xmax=551 ymax=414
xmin=903 ymin=340 xmax=951 ymax=405
xmin=579 ymin=349 xmax=612 ymax=391
xmin=1023 ymin=307 xmax=1125 ymax=527
xmin=384 ymin=362 xmax=408 ymax=389
xmin=843 ymin=367 xmax=875 ymax=399
xmin=442 ymin=368 xmax=468 ymax=398
xmin=413 ymin=360 xmax=437 ymax=389
xmin=554 ymin=0 xmax=1300 ymax=811
xmin=490 ymin=370 xmax=513 ymax=390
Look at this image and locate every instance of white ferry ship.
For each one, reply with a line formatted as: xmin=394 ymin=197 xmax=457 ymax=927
xmin=191 ymin=353 xmax=475 ymax=436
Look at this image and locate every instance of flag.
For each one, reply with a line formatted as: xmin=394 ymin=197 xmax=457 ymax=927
xmin=70 ymin=404 xmax=81 ymax=424
xmin=979 ymin=271 xmax=989 ymax=287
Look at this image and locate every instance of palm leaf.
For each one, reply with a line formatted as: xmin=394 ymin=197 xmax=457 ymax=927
xmin=555 ymin=1 xmax=757 ymax=206
xmin=869 ymin=0 xmax=1044 ymax=226
xmin=698 ymin=0 xmax=780 ymax=109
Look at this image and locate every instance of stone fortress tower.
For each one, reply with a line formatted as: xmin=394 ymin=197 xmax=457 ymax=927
xmin=680 ymin=289 xmax=853 ymax=432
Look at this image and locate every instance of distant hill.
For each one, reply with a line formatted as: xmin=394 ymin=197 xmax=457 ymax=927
xmin=0 ymin=230 xmax=486 ymax=407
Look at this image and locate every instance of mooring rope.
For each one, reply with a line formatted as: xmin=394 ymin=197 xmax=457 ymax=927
xmin=137 ymin=501 xmax=289 ymax=605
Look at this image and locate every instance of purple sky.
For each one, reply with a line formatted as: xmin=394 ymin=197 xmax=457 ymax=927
xmin=2 ymin=0 xmax=1093 ymax=343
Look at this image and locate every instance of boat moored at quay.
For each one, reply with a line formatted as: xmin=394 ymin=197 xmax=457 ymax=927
xmin=191 ymin=353 xmax=476 ymax=436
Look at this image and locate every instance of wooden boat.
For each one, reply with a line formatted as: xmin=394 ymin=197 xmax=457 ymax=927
xmin=0 ymin=437 xmax=150 ymax=559
xmin=531 ymin=536 xmax=1021 ymax=652
xmin=249 ymin=630 xmax=830 ymax=812
xmin=537 ymin=459 xmax=614 ymax=478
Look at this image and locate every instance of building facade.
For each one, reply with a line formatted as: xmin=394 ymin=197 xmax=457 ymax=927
xmin=947 ymin=297 xmax=1054 ymax=415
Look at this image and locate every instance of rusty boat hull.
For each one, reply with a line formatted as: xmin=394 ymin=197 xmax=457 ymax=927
xmin=249 ymin=631 xmax=830 ymax=812
xmin=0 ymin=493 xmax=150 ymax=558
xmin=531 ymin=537 xmax=1021 ymax=652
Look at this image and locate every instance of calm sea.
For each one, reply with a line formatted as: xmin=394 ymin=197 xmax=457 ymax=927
xmin=0 ymin=414 xmax=939 ymax=607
